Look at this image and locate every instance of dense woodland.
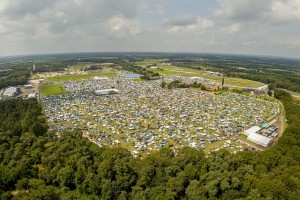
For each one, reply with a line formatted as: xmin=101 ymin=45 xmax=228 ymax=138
xmin=0 ymin=70 xmax=30 ymax=89
xmin=0 ymin=89 xmax=299 ymax=199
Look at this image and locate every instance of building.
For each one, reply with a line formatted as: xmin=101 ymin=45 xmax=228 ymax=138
xmin=257 ymin=85 xmax=268 ymax=90
xmin=204 ymin=71 xmax=222 ymax=76
xmin=28 ymin=93 xmax=37 ymax=98
xmin=244 ymin=126 xmax=261 ymax=136
xmin=242 ymin=88 xmax=265 ymax=95
xmin=244 ymin=126 xmax=274 ymax=147
xmin=3 ymin=87 xmax=19 ymax=97
xmin=95 ymin=89 xmax=119 ymax=95
xmin=254 ymin=90 xmax=265 ymax=95
xmin=93 ymin=77 xmax=108 ymax=81
xmin=23 ymin=84 xmax=33 ymax=89
xmin=247 ymin=132 xmax=273 ymax=147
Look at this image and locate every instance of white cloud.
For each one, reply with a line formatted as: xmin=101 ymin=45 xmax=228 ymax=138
xmin=0 ymin=0 xmax=300 ymax=58
xmin=105 ymin=17 xmax=141 ymax=38
xmin=215 ymin=0 xmax=300 ymax=24
xmin=165 ymin=16 xmax=214 ymax=34
xmin=220 ymin=23 xmax=241 ymax=34
xmin=164 ymin=15 xmax=198 ymax=26
xmin=269 ymin=0 xmax=300 ymax=23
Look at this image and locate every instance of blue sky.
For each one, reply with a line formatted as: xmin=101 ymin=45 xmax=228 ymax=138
xmin=0 ymin=0 xmax=300 ymax=58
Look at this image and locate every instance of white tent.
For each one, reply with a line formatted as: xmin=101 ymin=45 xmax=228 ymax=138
xmin=95 ymin=89 xmax=119 ymax=95
xmin=244 ymin=126 xmax=261 ymax=136
xmin=93 ymin=77 xmax=108 ymax=80
xmin=247 ymin=133 xmax=273 ymax=147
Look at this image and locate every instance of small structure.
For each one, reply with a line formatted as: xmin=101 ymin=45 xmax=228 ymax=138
xmin=247 ymin=133 xmax=273 ymax=147
xmin=254 ymin=90 xmax=265 ymax=95
xmin=93 ymin=77 xmax=108 ymax=81
xmin=23 ymin=84 xmax=33 ymax=88
xmin=3 ymin=87 xmax=19 ymax=97
xmin=242 ymin=88 xmax=265 ymax=95
xmin=95 ymin=89 xmax=119 ymax=95
xmin=28 ymin=93 xmax=37 ymax=98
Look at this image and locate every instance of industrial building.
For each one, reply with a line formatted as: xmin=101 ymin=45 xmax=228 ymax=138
xmin=95 ymin=89 xmax=119 ymax=95
xmin=3 ymin=87 xmax=19 ymax=97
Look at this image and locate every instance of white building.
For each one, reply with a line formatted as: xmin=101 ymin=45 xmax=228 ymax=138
xmin=93 ymin=77 xmax=108 ymax=81
xmin=95 ymin=89 xmax=119 ymax=95
xmin=244 ymin=126 xmax=273 ymax=147
xmin=28 ymin=93 xmax=36 ymax=98
xmin=3 ymin=87 xmax=18 ymax=97
xmin=247 ymin=132 xmax=273 ymax=147
xmin=244 ymin=126 xmax=261 ymax=136
xmin=23 ymin=84 xmax=33 ymax=88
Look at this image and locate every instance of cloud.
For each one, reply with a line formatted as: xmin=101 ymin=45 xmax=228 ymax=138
xmin=164 ymin=15 xmax=214 ymax=35
xmin=215 ymin=0 xmax=300 ymax=24
xmin=0 ymin=0 xmax=147 ymax=37
xmin=269 ymin=0 xmax=300 ymax=23
xmin=164 ymin=15 xmax=198 ymax=26
xmin=105 ymin=17 xmax=141 ymax=38
xmin=1 ymin=0 xmax=58 ymax=19
xmin=0 ymin=0 xmax=300 ymax=58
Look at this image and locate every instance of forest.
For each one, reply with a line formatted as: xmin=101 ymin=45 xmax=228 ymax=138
xmin=0 ymin=90 xmax=299 ymax=199
xmin=0 ymin=70 xmax=30 ymax=90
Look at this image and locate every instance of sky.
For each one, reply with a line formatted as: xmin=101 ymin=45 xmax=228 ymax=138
xmin=1 ymin=0 xmax=300 ymax=58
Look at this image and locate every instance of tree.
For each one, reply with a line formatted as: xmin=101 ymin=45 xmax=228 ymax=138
xmin=186 ymin=180 xmax=206 ymax=200
xmin=267 ymin=90 xmax=272 ymax=96
xmin=167 ymin=83 xmax=173 ymax=89
xmin=268 ymin=83 xmax=276 ymax=91
xmin=160 ymin=81 xmax=166 ymax=88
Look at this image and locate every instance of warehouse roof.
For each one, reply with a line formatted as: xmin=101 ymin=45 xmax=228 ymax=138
xmin=3 ymin=87 xmax=18 ymax=97
xmin=247 ymin=133 xmax=273 ymax=147
xmin=244 ymin=126 xmax=261 ymax=136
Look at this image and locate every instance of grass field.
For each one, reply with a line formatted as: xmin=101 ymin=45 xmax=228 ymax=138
xmin=46 ymin=72 xmax=116 ymax=82
xmin=39 ymin=84 xmax=69 ymax=97
xmin=148 ymin=65 xmax=264 ymax=88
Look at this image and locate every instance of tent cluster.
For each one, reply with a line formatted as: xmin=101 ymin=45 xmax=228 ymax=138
xmin=43 ymin=76 xmax=279 ymax=155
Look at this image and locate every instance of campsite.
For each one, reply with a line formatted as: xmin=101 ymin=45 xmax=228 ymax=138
xmin=42 ymin=75 xmax=279 ymax=156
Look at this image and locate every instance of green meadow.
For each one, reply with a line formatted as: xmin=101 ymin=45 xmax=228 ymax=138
xmin=45 ymin=72 xmax=116 ymax=82
xmin=39 ymin=84 xmax=69 ymax=97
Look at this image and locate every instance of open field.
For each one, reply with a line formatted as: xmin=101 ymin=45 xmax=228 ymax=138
xmin=39 ymin=84 xmax=68 ymax=97
xmin=148 ymin=64 xmax=264 ymax=88
xmin=45 ymin=72 xmax=116 ymax=82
